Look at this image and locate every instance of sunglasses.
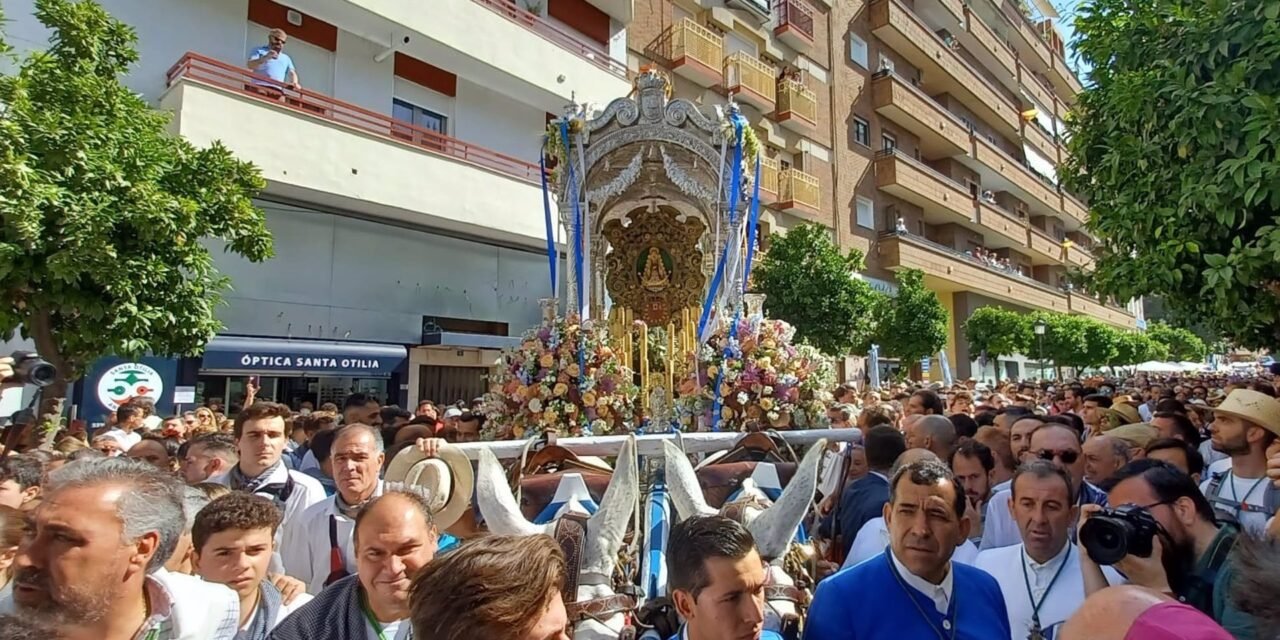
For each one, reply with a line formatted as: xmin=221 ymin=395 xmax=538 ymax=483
xmin=1037 ymin=449 xmax=1080 ymax=465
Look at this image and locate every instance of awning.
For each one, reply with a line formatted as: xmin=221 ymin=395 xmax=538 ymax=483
xmin=199 ymin=336 xmax=407 ymax=377
xmin=420 ymin=331 xmax=522 ymax=351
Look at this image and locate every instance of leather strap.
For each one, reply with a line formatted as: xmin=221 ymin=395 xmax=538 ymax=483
xmin=764 ymin=584 xmax=807 ymax=605
xmin=566 ymin=593 xmax=637 ymax=622
xmin=554 ymin=512 xmax=589 ymax=607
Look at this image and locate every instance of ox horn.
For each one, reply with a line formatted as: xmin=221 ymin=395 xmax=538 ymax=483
xmin=662 ymin=439 xmax=717 ymax=520
xmin=582 ymin=435 xmax=639 ymax=575
xmin=475 ymin=447 xmax=551 ymax=536
xmin=748 ymin=438 xmax=827 ymax=562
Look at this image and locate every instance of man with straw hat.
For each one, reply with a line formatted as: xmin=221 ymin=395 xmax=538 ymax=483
xmin=1200 ymin=389 xmax=1280 ymax=537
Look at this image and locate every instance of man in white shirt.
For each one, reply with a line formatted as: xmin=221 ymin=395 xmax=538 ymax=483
xmin=975 ymin=461 xmax=1122 ymax=640
xmin=194 ymin=492 xmax=313 ymax=640
xmin=101 ymin=402 xmax=144 ymax=450
xmin=3 ymin=457 xmax=240 ymax=639
xmin=1197 ymin=389 xmax=1280 ymax=537
xmin=208 ymin=403 xmax=325 ymax=569
xmin=281 ymin=423 xmax=385 ymax=593
xmin=270 ymin=490 xmax=439 ymax=640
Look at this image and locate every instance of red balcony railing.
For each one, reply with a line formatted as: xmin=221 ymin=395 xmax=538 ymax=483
xmin=472 ymin=0 xmax=627 ymax=78
xmin=773 ymin=0 xmax=815 ymax=41
xmin=164 ymin=53 xmax=542 ymax=184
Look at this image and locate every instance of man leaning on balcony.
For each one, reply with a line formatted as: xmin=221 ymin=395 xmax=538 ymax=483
xmin=248 ymin=28 xmax=301 ymax=97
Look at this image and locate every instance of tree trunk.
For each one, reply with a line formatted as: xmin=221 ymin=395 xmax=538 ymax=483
xmin=27 ymin=307 xmax=74 ymax=450
xmin=993 ymin=358 xmax=1001 ymax=384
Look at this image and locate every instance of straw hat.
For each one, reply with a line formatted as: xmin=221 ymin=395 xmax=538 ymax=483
xmin=1108 ymin=422 xmax=1159 ymax=450
xmin=1212 ymin=389 xmax=1280 ymax=437
xmin=384 ymin=442 xmax=475 ymax=530
xmin=1107 ymin=402 xmax=1142 ymax=426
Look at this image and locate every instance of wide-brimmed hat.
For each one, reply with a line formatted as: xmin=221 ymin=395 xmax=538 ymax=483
xmin=384 ymin=442 xmax=475 ymax=530
xmin=1207 ymin=389 xmax=1227 ymax=404
xmin=1108 ymin=422 xmax=1159 ymax=450
xmin=1108 ymin=402 xmax=1142 ymax=426
xmin=1212 ymin=389 xmax=1280 ymax=437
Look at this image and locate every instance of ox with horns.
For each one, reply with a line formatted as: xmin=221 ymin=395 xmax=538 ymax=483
xmin=476 ymin=436 xmax=640 ymax=640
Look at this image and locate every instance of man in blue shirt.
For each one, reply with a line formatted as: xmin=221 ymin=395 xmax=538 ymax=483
xmin=666 ymin=515 xmax=783 ymax=640
xmin=248 ymin=28 xmax=300 ymax=91
xmin=805 ymin=460 xmax=1010 ymax=640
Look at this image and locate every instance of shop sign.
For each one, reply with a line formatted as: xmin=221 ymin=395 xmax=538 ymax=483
xmin=201 ymin=347 xmax=403 ymax=374
xmin=236 ymin=354 xmax=386 ymax=370
xmin=96 ymin=362 xmax=165 ymax=411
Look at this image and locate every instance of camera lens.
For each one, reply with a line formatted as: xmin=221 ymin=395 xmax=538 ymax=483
xmin=1080 ymin=516 xmax=1132 ymax=565
xmin=15 ymin=357 xmax=56 ymax=388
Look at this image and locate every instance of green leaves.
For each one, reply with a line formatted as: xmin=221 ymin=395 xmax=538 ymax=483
xmin=872 ymin=269 xmax=948 ymax=365
xmin=1146 ymin=321 xmax=1208 ymax=361
xmin=752 ymin=223 xmax=879 ymax=356
xmin=1063 ymin=0 xmax=1280 ymax=349
xmin=964 ymin=307 xmax=1033 ymax=361
xmin=0 ymin=0 xmax=271 ymax=385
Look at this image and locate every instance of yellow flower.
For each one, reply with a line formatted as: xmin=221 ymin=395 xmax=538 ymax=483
xmin=553 ymin=382 xmax=569 ymax=397
xmin=566 ymin=403 xmax=578 ymax=414
xmin=762 ymin=339 xmax=777 ymax=350
xmin=707 ymin=365 xmax=719 ymax=378
xmin=720 ymin=383 xmax=732 ymax=397
xmin=539 ymin=354 xmax=555 ymax=368
xmin=582 ymin=392 xmax=597 ymax=406
xmin=760 ymin=398 xmax=775 ymax=411
xmin=595 ymin=394 xmax=610 ymax=407
xmin=721 ymin=406 xmax=735 ymax=420
xmin=598 ymin=404 xmax=611 ymax=418
xmin=567 ymin=363 xmax=581 ymax=377
xmin=513 ymin=425 xmax=526 ymax=438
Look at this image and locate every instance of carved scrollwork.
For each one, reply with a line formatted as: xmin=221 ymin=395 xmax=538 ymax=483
xmin=664 ymin=99 xmax=723 ymax=137
xmin=661 ymin=147 xmax=717 ymax=204
xmin=587 ymin=97 xmax=640 ymax=133
xmin=586 ymin=151 xmax=644 ymax=206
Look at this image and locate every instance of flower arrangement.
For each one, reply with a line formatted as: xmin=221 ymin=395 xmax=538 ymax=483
xmin=482 ymin=314 xmax=639 ymax=439
xmin=720 ymin=118 xmax=762 ymax=180
xmin=543 ymin=117 xmax=584 ymax=185
xmin=675 ymin=315 xmax=834 ymax=431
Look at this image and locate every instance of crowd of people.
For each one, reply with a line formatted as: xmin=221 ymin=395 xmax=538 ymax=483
xmin=2 ymin=360 xmax=1280 ymax=640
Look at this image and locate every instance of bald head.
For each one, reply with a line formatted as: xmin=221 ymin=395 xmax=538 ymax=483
xmin=918 ymin=415 xmax=956 ymax=456
xmin=892 ymin=448 xmax=939 ymax=475
xmin=1061 ymin=586 xmax=1168 ymax=640
xmin=354 ymin=489 xmax=437 ymax=544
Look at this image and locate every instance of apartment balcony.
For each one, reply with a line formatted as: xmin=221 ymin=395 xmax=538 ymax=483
xmin=1025 ymin=226 xmax=1064 ymax=266
xmin=869 ymin=0 xmax=1020 ymax=133
xmin=162 ymin=53 xmax=546 ymax=244
xmin=871 ymin=71 xmax=970 ymax=159
xmin=1068 ymin=292 xmax=1135 ymax=329
xmin=1061 ymin=192 xmax=1089 ymax=226
xmin=1022 ymin=119 xmax=1060 ymax=165
xmin=880 ymin=232 xmax=1070 ymax=312
xmin=724 ymin=52 xmax=776 ymax=112
xmin=875 ymin=150 xmax=974 ymax=223
xmin=962 ymin=6 xmax=1017 ymax=82
xmin=667 ymin=18 xmax=724 ymax=88
xmin=773 ymin=0 xmax=815 ymax=51
xmin=778 ymin=167 xmax=821 ymax=217
xmin=976 ymin=201 xmax=1029 ymax=247
xmin=1064 ymin=242 xmax=1094 ymax=269
xmin=759 ymin=156 xmax=780 ymax=204
xmin=775 ymin=78 xmax=817 ymax=133
xmin=1018 ymin=62 xmax=1054 ymax=111
xmin=968 ymin=135 xmax=1060 ymax=215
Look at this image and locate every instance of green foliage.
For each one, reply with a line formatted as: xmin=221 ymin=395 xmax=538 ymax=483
xmin=1081 ymin=321 xmax=1120 ymax=370
xmin=1111 ymin=331 xmax=1169 ymax=366
xmin=874 ymin=269 xmax=947 ymax=365
xmin=0 ymin=0 xmax=272 ymax=420
xmin=964 ymin=307 xmax=1032 ymax=362
xmin=753 ymin=224 xmax=879 ymax=355
xmin=1064 ymin=0 xmax=1280 ymax=349
xmin=1032 ymin=312 xmax=1090 ymax=370
xmin=1146 ymin=322 xmax=1208 ymax=362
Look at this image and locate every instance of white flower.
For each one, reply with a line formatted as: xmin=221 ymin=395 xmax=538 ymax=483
xmin=763 ymin=386 xmax=774 ymax=396
xmin=528 ymin=398 xmax=543 ymax=413
xmin=736 ymin=392 xmax=749 ymax=405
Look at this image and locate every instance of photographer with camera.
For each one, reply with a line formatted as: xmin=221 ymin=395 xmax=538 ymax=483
xmin=1078 ymin=459 xmax=1256 ymax=639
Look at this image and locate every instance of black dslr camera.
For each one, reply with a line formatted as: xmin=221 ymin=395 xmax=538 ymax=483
xmin=1079 ymin=504 xmax=1161 ymax=565
xmin=5 ymin=351 xmax=56 ymax=388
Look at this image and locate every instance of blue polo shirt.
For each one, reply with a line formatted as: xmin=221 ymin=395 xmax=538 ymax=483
xmin=249 ymin=45 xmax=294 ymax=83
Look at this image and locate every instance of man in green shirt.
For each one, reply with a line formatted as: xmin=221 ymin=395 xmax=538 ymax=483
xmin=1080 ymin=459 xmax=1255 ymax=639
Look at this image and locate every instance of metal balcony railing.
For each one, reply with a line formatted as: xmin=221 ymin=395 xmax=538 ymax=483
xmin=776 ymin=78 xmax=817 ymax=123
xmin=773 ymin=0 xmax=815 ymax=41
xmin=164 ymin=53 xmax=542 ymax=184
xmin=780 ymin=167 xmax=820 ymax=209
xmin=882 ymin=231 xmax=1061 ymax=294
xmin=669 ymin=18 xmax=723 ymax=72
xmin=472 ymin=0 xmax=626 ymax=77
xmin=724 ymin=51 xmax=776 ymax=103
xmin=759 ymin=156 xmax=780 ymax=195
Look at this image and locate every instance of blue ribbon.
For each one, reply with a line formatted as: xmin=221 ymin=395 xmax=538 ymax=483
xmin=743 ymin=153 xmax=762 ymax=291
xmin=560 ymin=120 xmax=588 ymax=433
xmin=695 ymin=117 xmax=747 ymax=343
xmin=538 ymin=142 xmax=557 ymax=298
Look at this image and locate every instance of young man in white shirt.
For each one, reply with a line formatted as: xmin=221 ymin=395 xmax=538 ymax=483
xmin=194 ymin=492 xmax=313 ymax=640
xmin=1198 ymin=389 xmax=1280 ymax=537
xmin=975 ymin=461 xmax=1122 ymax=640
xmin=101 ymin=402 xmax=144 ymax=450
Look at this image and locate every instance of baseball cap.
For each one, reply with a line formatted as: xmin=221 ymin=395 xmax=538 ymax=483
xmin=443 ymin=407 xmax=463 ymax=419
xmin=1123 ymin=602 xmax=1232 ymax=640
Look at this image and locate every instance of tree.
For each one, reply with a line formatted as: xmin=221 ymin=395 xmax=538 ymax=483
xmin=1064 ymin=0 xmax=1280 ymax=350
xmin=874 ymin=269 xmax=947 ymax=369
xmin=1146 ymin=322 xmax=1208 ymax=362
xmin=963 ymin=306 xmax=1032 ymax=382
xmin=0 ymin=0 xmax=272 ymax=436
xmin=1111 ymin=331 xmax=1169 ymax=368
xmin=752 ymin=223 xmax=880 ymax=355
xmin=1081 ymin=321 xmax=1120 ymax=371
xmin=1033 ymin=312 xmax=1089 ymax=377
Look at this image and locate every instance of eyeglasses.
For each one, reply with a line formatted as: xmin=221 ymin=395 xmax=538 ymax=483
xmin=1037 ymin=449 xmax=1080 ymax=465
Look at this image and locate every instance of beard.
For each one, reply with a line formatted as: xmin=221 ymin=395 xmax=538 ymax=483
xmin=1159 ymin=533 xmax=1198 ymax=596
xmin=1212 ymin=432 xmax=1250 ymax=456
xmin=13 ymin=565 xmax=116 ymax=626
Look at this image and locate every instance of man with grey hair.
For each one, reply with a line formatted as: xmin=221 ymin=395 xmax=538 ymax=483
xmin=1081 ymin=433 xmax=1133 ymax=488
xmin=164 ymin=485 xmax=212 ymax=575
xmin=1 ymin=457 xmax=240 ymax=639
xmin=281 ymin=423 xmax=387 ymax=593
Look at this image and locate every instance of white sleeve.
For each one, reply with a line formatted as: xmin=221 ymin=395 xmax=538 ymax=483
xmin=842 ymin=519 xmax=885 ymax=570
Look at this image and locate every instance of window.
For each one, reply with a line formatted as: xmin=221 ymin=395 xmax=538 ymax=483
xmin=856 ymin=196 xmax=875 ymax=229
xmin=853 ymin=117 xmax=870 ymax=147
xmin=849 ymin=33 xmax=869 ymax=69
xmin=392 ymin=98 xmax=448 ymax=135
xmin=882 ymin=133 xmax=897 ymax=152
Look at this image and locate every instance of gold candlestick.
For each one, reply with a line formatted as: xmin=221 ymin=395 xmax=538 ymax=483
xmin=639 ymin=321 xmax=649 ymax=411
xmin=666 ymin=321 xmax=675 ymax=398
